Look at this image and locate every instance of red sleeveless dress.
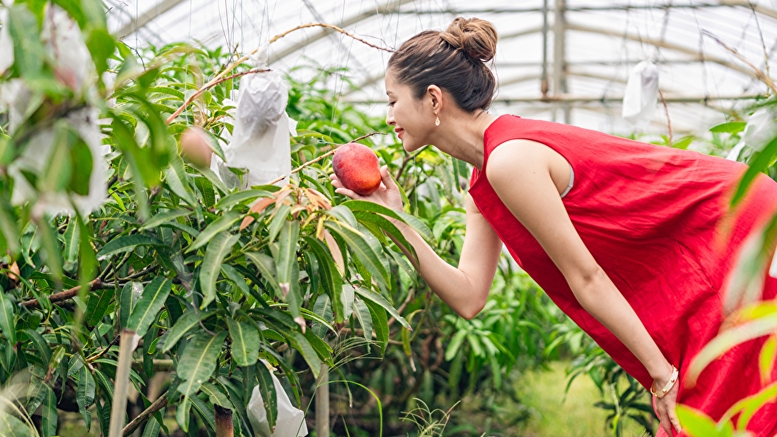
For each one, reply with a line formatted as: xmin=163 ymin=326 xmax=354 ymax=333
xmin=469 ymin=115 xmax=777 ymax=436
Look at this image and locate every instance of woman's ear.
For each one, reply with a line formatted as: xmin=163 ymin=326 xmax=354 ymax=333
xmin=427 ymin=85 xmax=443 ymax=113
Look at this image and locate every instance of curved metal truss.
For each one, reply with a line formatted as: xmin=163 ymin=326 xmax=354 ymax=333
xmin=107 ymin=0 xmax=777 ymax=135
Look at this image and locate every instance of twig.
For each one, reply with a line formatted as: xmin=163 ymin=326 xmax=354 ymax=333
xmin=85 ymin=335 xmax=121 ymax=363
xmin=658 ymin=89 xmax=672 ymax=147
xmin=702 ymin=30 xmax=777 ymax=95
xmin=266 ymin=131 xmax=389 ymax=185
xmin=20 ymin=279 xmax=103 ymax=309
xmin=165 ymin=69 xmax=271 ymax=124
xmin=109 ymin=329 xmax=139 ymax=437
xmin=122 ymin=392 xmax=170 ymax=436
xmin=166 ymin=22 xmax=394 ymax=125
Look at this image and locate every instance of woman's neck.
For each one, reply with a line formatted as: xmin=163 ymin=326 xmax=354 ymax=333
xmin=431 ymin=110 xmax=499 ymax=170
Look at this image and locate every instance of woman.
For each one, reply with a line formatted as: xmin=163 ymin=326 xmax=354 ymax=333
xmin=330 ymin=17 xmax=777 ymax=436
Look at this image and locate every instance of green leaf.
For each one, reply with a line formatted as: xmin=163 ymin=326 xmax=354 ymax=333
xmin=85 ymin=27 xmax=115 ymax=75
xmin=162 ymin=309 xmax=216 ymax=353
xmin=200 ymin=382 xmax=232 ymax=408
xmin=8 ymin=5 xmax=45 ymax=77
xmin=0 ymin=287 xmax=16 ymax=344
xmin=354 ymin=299 xmax=374 ymax=344
xmin=364 ymin=299 xmax=389 ymax=354
xmin=140 ymin=415 xmax=161 ymax=437
xmin=41 ymin=384 xmax=57 ymax=437
xmin=732 ymin=136 xmax=777 ymax=206
xmin=710 ymin=121 xmax=747 ymax=134
xmin=303 ymin=237 xmax=344 ymax=321
xmin=676 ymin=405 xmax=727 ymax=437
xmin=195 ymin=167 xmax=229 ymax=195
xmin=0 ymin=413 xmax=33 ymax=437
xmin=267 ymin=204 xmax=291 ymax=243
xmin=215 ymin=189 xmax=273 ymax=210
xmin=119 ymin=282 xmax=142 ymax=330
xmin=22 ymin=329 xmax=50 ymax=367
xmin=284 ymin=331 xmax=322 ymax=379
xmin=127 ymin=276 xmax=173 ymax=337
xmin=325 ymin=221 xmax=388 ymax=287
xmin=176 ymin=331 xmax=228 ymax=397
xmin=256 ymin=362 xmax=278 ymax=429
xmin=69 ymin=136 xmax=93 ymax=196
xmin=139 ymin=209 xmax=190 ymax=231
xmin=686 ymin=313 xmax=777 ymax=387
xmin=199 ymin=232 xmax=239 ymax=309
xmin=760 ymin=335 xmax=777 ymax=385
xmin=97 ymin=234 xmax=166 ymax=259
xmin=340 ymin=284 xmax=354 ymax=321
xmin=245 ymin=252 xmax=282 ymax=298
xmin=187 ymin=211 xmax=241 ymax=252
xmin=275 ymin=219 xmax=299 ymax=290
xmin=354 ymin=287 xmax=410 ymax=330
xmin=446 ymin=330 xmax=468 ymax=361
xmin=227 ymin=318 xmax=260 ymax=367
xmin=37 ymin=218 xmax=63 ymax=282
xmin=163 ymin=156 xmax=197 ymax=206
xmin=176 ymin=395 xmax=193 ymax=432
xmin=40 ymin=124 xmax=73 ymax=193
xmin=77 ymin=365 xmax=96 ymax=430
xmin=62 ymin=219 xmax=80 ymax=264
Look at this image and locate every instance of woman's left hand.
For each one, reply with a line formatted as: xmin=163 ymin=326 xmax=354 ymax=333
xmin=654 ymin=372 xmax=682 ymax=436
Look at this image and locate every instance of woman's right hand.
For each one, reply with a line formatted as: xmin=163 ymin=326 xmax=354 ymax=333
xmin=330 ymin=166 xmax=404 ymax=212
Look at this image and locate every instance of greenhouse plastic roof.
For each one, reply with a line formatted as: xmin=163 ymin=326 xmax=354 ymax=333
xmin=107 ymin=0 xmax=777 ymax=136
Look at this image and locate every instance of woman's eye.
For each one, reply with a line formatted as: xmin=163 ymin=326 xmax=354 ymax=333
xmin=387 ymin=101 xmax=395 ymax=107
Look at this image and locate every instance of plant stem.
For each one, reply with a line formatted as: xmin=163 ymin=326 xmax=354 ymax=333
xmin=316 ymin=363 xmax=330 ymax=437
xmin=20 ymin=278 xmax=103 ymax=309
xmin=122 ymin=392 xmax=169 ymax=436
xmin=214 ymin=405 xmax=234 ymax=437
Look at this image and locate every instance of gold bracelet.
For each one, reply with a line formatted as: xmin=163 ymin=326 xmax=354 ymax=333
xmin=650 ymin=365 xmax=679 ymax=398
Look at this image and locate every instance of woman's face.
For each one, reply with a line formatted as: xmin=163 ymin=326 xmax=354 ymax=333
xmin=385 ymin=70 xmax=436 ymax=152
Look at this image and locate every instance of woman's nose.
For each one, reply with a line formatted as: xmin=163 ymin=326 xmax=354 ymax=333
xmin=386 ymin=107 xmax=395 ymax=126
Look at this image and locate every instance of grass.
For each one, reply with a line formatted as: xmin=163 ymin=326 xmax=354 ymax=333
xmin=514 ymin=361 xmax=652 ymax=437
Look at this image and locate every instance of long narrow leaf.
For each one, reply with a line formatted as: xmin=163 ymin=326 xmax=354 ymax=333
xmin=199 ymin=232 xmax=239 ymax=308
xmin=127 ymin=277 xmax=173 ymax=337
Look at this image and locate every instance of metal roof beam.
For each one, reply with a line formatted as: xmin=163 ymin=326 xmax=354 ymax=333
xmin=497 ymin=24 xmax=762 ymax=82
xmin=116 ymin=0 xmax=188 ymax=39
xmin=344 ymin=94 xmax=761 ymax=104
xmin=388 ymin=3 xmax=764 ymax=15
xmin=269 ymin=0 xmax=415 ymax=64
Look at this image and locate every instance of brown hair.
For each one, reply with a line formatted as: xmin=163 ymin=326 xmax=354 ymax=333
xmin=388 ymin=17 xmax=498 ymax=112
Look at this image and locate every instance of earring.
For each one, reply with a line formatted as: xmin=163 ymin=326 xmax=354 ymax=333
xmin=435 ymin=116 xmax=441 ymax=126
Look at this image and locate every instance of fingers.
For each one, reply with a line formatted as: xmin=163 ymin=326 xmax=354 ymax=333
xmin=329 ymin=174 xmax=364 ymax=200
xmin=667 ymin=404 xmax=682 ymax=433
xmin=657 ymin=399 xmax=681 ymax=436
xmin=380 ymin=166 xmax=399 ymax=190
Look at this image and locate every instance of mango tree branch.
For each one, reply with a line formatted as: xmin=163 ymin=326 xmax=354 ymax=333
xmin=166 ymin=23 xmax=394 ymax=125
xmin=165 ymin=68 xmax=271 ymax=124
xmin=20 ymin=279 xmax=103 ymax=309
xmin=123 ymin=392 xmax=170 ymax=436
xmin=266 ymin=131 xmax=390 ymax=185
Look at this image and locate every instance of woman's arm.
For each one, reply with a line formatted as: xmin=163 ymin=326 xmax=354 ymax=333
xmin=487 ymin=140 xmax=681 ymax=435
xmin=331 ymin=166 xmax=502 ymax=319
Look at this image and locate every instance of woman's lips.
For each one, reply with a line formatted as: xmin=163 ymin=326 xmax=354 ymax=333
xmin=395 ymin=128 xmax=404 ymax=139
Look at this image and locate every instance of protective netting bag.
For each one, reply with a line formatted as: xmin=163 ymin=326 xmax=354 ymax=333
xmin=247 ymin=361 xmax=309 ymax=437
xmin=622 ymin=60 xmax=660 ymax=130
xmin=211 ymin=45 xmax=296 ymax=189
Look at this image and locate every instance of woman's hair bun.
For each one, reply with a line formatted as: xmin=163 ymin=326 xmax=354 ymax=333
xmin=441 ymin=17 xmax=498 ymax=62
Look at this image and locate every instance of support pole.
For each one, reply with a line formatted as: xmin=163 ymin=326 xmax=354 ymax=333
xmin=541 ymin=0 xmax=549 ymax=97
xmin=109 ymin=330 xmax=139 ymax=437
xmin=316 ymin=363 xmax=330 ymax=437
xmin=553 ymin=0 xmax=570 ymax=123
